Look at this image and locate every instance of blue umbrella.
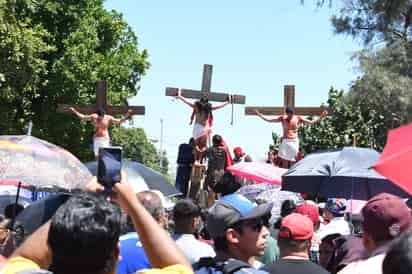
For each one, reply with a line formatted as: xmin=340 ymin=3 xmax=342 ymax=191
xmin=85 ymin=160 xmax=180 ymax=197
xmin=282 ymin=147 xmax=410 ymax=200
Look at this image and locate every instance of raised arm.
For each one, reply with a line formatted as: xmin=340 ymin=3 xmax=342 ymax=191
xmin=110 ymin=109 xmax=133 ymax=124
xmin=175 ymin=89 xmax=195 ymax=108
xmin=211 ymin=95 xmax=231 ymax=111
xmin=299 ymin=110 xmax=328 ymax=125
xmin=112 ymin=176 xmax=191 ymax=269
xmin=69 ymin=107 xmax=93 ymax=121
xmin=254 ymin=110 xmax=282 ymax=123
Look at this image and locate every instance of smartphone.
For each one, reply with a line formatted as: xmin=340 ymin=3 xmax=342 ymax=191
xmin=97 ymin=146 xmax=122 ymax=188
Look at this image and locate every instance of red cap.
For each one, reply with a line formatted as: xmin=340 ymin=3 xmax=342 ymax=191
xmin=234 ymin=146 xmax=245 ymax=157
xmin=362 ymin=193 xmax=412 ymax=242
xmin=279 ymin=213 xmax=314 ymax=240
xmin=295 ymin=203 xmax=319 ymax=226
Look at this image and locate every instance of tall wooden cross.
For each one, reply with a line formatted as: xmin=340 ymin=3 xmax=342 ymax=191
xmin=245 ymin=85 xmax=327 ymax=116
xmin=165 ymin=64 xmax=246 ymax=104
xmin=57 ymin=80 xmax=145 ymax=116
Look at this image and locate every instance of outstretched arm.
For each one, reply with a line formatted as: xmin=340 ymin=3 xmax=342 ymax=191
xmin=110 ymin=109 xmax=133 ymax=124
xmin=254 ymin=110 xmax=282 ymax=123
xmin=69 ymin=107 xmax=93 ymax=121
xmin=299 ymin=110 xmax=328 ymax=125
xmin=175 ymin=90 xmax=195 ymax=108
xmin=211 ymin=96 xmax=232 ymax=111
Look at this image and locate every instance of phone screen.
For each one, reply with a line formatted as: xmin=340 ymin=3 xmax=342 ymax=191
xmin=97 ymin=147 xmax=122 ymax=188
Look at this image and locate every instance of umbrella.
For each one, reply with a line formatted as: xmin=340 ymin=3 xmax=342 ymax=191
xmin=15 ymin=193 xmax=71 ymax=236
xmin=255 ymin=186 xmax=303 ymax=222
xmin=236 ymin=183 xmax=279 ymax=201
xmin=374 ymin=123 xmax=412 ymax=195
xmin=227 ymin=162 xmax=287 ymax=185
xmin=0 ymin=135 xmax=92 ymax=191
xmin=85 ymin=160 xmax=180 ymax=197
xmin=282 ymin=147 xmax=410 ymax=200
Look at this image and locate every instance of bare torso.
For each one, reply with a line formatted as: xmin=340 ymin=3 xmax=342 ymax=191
xmin=281 ymin=115 xmax=301 ymax=139
xmin=194 ymin=109 xmax=210 ymax=126
xmin=91 ymin=115 xmax=111 ymax=138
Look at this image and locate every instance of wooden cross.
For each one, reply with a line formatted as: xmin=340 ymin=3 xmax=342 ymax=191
xmin=245 ymin=85 xmax=327 ymax=116
xmin=165 ymin=64 xmax=246 ymax=104
xmin=57 ymin=80 xmax=145 ymax=116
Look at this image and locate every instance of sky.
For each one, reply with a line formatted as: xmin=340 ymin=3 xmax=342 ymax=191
xmin=104 ymin=1 xmax=359 ymax=174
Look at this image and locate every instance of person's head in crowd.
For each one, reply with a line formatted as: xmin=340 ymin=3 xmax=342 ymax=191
xmin=324 ymin=198 xmax=346 ymax=221
xmin=361 ymin=193 xmax=412 ymax=253
xmin=285 ymin=107 xmax=294 ymax=118
xmin=277 ymin=213 xmax=313 ymax=259
xmin=382 ymin=230 xmax=412 ymax=274
xmin=173 ymin=199 xmax=201 ymax=235
xmin=206 ymin=194 xmax=272 ymax=264
xmin=295 ymin=203 xmax=320 ymax=231
xmin=281 ymin=200 xmax=296 ymax=218
xmin=189 ymin=137 xmax=195 ymax=146
xmin=96 ymin=108 xmax=106 ymax=118
xmin=233 ymin=147 xmax=245 ymax=159
xmin=214 ymin=173 xmax=242 ymax=196
xmin=0 ymin=215 xmax=15 ymax=257
xmin=319 ymin=233 xmax=341 ymax=271
xmin=48 ymin=192 xmax=121 ymax=274
xmin=212 ymin=134 xmax=223 ymax=147
xmin=137 ymin=190 xmax=168 ymax=229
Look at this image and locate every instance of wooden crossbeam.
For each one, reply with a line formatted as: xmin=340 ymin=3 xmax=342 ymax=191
xmin=165 ymin=64 xmax=246 ymax=104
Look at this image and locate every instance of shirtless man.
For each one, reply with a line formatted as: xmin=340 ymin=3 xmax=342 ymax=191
xmin=175 ymin=90 xmax=231 ymax=162
xmin=255 ymin=107 xmax=327 ymax=168
xmin=69 ymin=107 xmax=133 ymax=157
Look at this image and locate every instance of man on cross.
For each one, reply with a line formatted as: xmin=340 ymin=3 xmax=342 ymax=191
xmin=255 ymin=107 xmax=327 ymax=168
xmin=175 ymin=90 xmax=232 ymax=162
xmin=69 ymin=107 xmax=133 ymax=157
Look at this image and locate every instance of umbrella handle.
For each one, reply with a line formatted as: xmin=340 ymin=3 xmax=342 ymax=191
xmin=10 ymin=181 xmax=22 ymax=228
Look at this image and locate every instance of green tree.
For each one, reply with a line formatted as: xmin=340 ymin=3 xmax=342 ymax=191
xmin=298 ymin=87 xmax=385 ymax=154
xmin=0 ymin=0 xmax=149 ymax=161
xmin=111 ymin=127 xmax=169 ymax=175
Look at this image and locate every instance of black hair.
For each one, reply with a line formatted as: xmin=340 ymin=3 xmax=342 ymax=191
xmin=214 ymin=173 xmax=241 ymax=196
xmin=4 ymin=203 xmax=24 ymax=219
xmin=194 ymin=99 xmax=212 ymax=117
xmin=212 ymin=134 xmax=223 ymax=146
xmin=278 ymin=237 xmax=311 ymax=253
xmin=285 ymin=107 xmax=294 ymax=115
xmin=213 ymin=224 xmax=245 ymax=252
xmin=383 ymin=231 xmax=412 ymax=274
xmin=48 ymin=193 xmax=121 ymax=274
xmin=281 ymin=200 xmax=296 ymax=217
xmin=96 ymin=109 xmax=106 ymax=117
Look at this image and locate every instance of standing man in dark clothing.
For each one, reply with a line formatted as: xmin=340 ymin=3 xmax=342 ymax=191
xmin=176 ymin=138 xmax=195 ymax=197
xmin=264 ymin=213 xmax=330 ymax=274
xmin=205 ymin=134 xmax=230 ymax=207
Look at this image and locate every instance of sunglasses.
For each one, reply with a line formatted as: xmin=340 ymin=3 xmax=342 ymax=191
xmin=233 ymin=217 xmax=270 ymax=232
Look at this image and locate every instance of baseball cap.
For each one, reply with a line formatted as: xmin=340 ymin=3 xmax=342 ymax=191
xmin=295 ymin=203 xmax=320 ymax=226
xmin=233 ymin=147 xmax=245 ymax=157
xmin=278 ymin=213 xmax=314 ymax=240
xmin=206 ymin=194 xmax=273 ymax=238
xmin=173 ymin=199 xmax=201 ymax=220
xmin=361 ymin=193 xmax=412 ymax=241
xmin=325 ymin=198 xmax=347 ymax=215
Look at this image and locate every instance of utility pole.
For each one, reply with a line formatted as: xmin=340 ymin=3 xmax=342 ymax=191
xmin=159 ymin=118 xmax=164 ymax=170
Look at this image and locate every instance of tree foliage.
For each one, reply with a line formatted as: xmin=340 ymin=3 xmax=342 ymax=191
xmin=298 ymin=87 xmax=385 ymax=154
xmin=111 ymin=127 xmax=169 ymax=175
xmin=0 ymin=0 xmax=150 ymax=161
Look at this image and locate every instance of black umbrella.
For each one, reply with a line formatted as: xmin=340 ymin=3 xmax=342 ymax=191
xmin=85 ymin=160 xmax=180 ymax=197
xmin=15 ymin=193 xmax=71 ymax=237
xmin=282 ymin=147 xmax=410 ymax=200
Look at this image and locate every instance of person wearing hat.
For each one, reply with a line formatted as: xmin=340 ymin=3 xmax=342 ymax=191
xmin=263 ymin=213 xmax=329 ymax=274
xmin=172 ymin=199 xmax=216 ymax=264
xmin=337 ymin=193 xmax=412 ymax=274
xmin=317 ymin=198 xmax=351 ymax=241
xmin=233 ymin=147 xmax=252 ymax=164
xmin=194 ymin=194 xmax=272 ymax=273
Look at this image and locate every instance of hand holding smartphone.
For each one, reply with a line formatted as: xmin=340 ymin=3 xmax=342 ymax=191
xmin=97 ymin=146 xmax=122 ymax=189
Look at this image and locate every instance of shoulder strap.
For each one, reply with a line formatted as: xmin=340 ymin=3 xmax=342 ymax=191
xmin=221 ymin=259 xmax=251 ymax=274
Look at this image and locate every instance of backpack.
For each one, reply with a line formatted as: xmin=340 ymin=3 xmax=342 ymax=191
xmin=193 ymin=257 xmax=265 ymax=274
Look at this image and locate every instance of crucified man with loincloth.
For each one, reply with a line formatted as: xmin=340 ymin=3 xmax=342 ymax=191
xmin=175 ymin=90 xmax=232 ymax=163
xmin=255 ymin=107 xmax=328 ymax=168
xmin=69 ymin=107 xmax=133 ymax=157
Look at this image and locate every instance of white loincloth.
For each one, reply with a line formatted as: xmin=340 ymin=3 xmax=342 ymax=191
xmin=192 ymin=122 xmax=211 ymax=140
xmin=278 ymin=138 xmax=299 ymax=161
xmin=93 ymin=136 xmax=110 ymax=157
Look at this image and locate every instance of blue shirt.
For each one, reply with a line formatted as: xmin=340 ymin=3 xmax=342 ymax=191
xmin=117 ymin=232 xmax=150 ymax=274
